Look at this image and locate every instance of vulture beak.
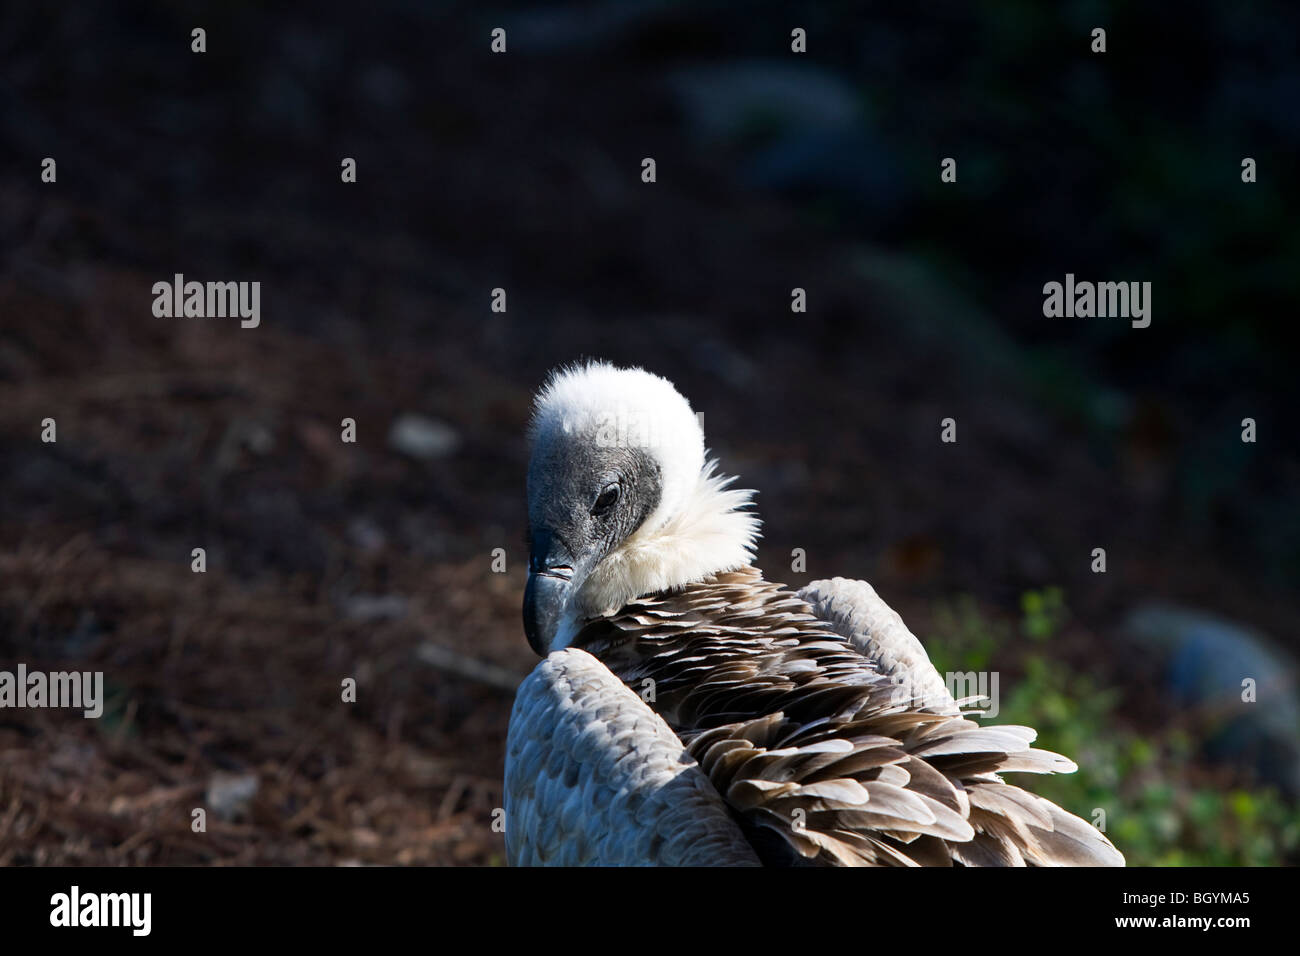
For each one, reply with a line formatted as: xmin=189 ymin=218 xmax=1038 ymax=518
xmin=523 ymin=529 xmax=576 ymax=655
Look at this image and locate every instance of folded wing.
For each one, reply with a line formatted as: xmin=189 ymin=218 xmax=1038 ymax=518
xmin=582 ymin=568 xmax=1125 ymax=867
xmin=504 ymin=647 xmax=760 ymax=866
xmin=800 ymin=576 xmax=958 ymax=712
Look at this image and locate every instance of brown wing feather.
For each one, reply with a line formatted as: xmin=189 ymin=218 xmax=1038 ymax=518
xmin=573 ymin=567 xmax=1124 ymax=867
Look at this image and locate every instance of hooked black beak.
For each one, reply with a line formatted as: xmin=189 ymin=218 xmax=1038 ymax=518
xmin=523 ymin=529 xmax=575 ymax=655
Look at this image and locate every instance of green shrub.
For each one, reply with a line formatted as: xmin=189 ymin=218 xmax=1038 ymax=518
xmin=928 ymin=590 xmax=1300 ymax=866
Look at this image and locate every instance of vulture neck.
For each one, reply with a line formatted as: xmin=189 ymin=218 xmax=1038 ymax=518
xmin=569 ymin=463 xmax=760 ymax=630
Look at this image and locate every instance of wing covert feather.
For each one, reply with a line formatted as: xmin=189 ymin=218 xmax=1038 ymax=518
xmin=799 ymin=577 xmax=956 ymax=712
xmin=504 ymin=647 xmax=760 ymax=866
xmin=575 ymin=568 xmax=1124 ymax=866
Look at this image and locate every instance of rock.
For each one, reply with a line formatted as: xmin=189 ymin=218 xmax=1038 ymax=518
xmin=1124 ymin=603 xmax=1300 ymax=797
xmin=342 ymin=594 xmax=408 ymax=622
xmin=346 ymin=517 xmax=388 ymax=555
xmin=689 ymin=339 xmax=757 ymax=389
xmin=507 ymin=0 xmax=678 ymax=54
xmin=206 ymin=772 xmax=259 ymax=822
xmin=358 ymin=64 xmax=408 ymax=112
xmin=388 ymin=413 xmax=460 ymax=460
xmin=742 ymin=126 xmax=904 ymax=224
xmin=667 ymin=60 xmax=864 ymax=143
xmin=666 ymin=60 xmax=905 ymax=226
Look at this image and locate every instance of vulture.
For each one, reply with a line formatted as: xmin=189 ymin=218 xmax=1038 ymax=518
xmin=504 ymin=361 xmax=1124 ymax=867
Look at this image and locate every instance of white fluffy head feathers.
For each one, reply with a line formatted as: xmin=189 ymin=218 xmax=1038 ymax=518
xmin=526 ymin=361 xmax=761 ymax=642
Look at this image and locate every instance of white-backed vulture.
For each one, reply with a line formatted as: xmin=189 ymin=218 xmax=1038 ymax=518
xmin=505 ymin=360 xmax=1124 ymax=867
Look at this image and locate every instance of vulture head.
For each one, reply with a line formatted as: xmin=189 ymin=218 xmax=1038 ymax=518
xmin=524 ymin=361 xmax=760 ymax=654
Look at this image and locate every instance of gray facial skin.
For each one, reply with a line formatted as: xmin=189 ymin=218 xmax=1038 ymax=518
xmin=523 ymin=437 xmax=661 ymax=654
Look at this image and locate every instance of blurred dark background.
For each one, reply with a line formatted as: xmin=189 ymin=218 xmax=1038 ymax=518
xmin=0 ymin=1 xmax=1296 ymax=865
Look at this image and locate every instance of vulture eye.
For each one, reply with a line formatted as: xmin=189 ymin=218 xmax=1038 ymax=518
xmin=591 ymin=484 xmax=620 ymax=516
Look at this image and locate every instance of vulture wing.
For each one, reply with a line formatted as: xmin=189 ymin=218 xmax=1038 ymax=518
xmin=799 ymin=576 xmax=958 ymax=712
xmin=578 ymin=568 xmax=1125 ymax=867
xmin=799 ymin=575 xmax=1125 ymax=865
xmin=504 ymin=646 xmax=760 ymax=866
